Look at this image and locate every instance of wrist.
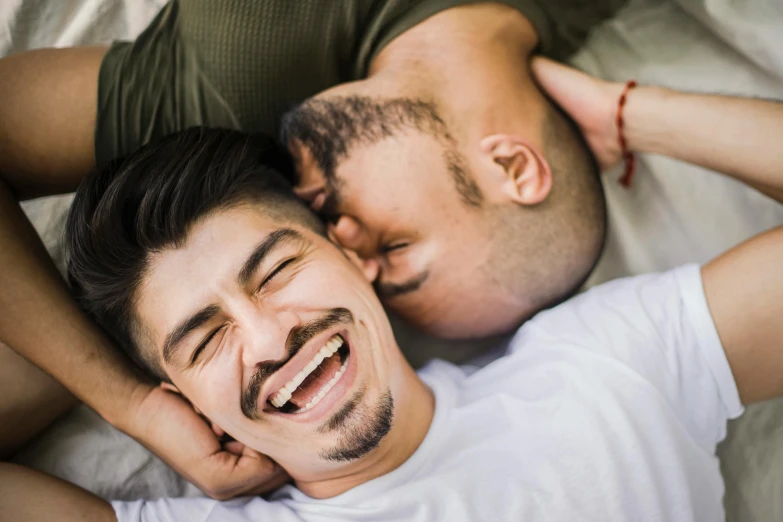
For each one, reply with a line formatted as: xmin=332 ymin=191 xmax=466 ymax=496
xmin=101 ymin=376 xmax=155 ymax=433
xmin=622 ymin=85 xmax=676 ymax=155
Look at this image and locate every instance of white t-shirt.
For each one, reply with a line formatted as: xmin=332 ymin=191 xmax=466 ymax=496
xmin=113 ymin=265 xmax=743 ymax=522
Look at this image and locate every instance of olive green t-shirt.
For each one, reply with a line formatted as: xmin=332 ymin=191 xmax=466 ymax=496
xmin=95 ymin=0 xmax=626 ymax=163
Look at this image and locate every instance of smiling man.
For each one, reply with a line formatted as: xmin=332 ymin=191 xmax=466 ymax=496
xmin=3 ymin=109 xmax=780 ymax=520
xmin=65 ymin=129 xmax=434 ymax=500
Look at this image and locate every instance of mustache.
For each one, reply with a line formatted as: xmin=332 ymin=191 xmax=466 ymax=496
xmin=241 ymin=307 xmax=354 ymax=419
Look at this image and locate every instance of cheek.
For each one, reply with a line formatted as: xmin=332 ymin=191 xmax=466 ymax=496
xmin=177 ymin=365 xmax=242 ymax=428
xmin=340 ymin=170 xmax=428 ymax=218
xmin=280 ymin=258 xmax=373 ymax=306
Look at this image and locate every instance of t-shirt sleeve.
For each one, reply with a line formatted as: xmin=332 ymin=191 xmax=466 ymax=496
xmin=518 ymin=264 xmax=743 ymax=450
xmin=95 ymin=1 xmax=239 ymax=165
xmin=112 ymin=495 xmax=299 ymax=522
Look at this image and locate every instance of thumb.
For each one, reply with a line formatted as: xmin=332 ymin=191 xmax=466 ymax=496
xmin=204 ymin=449 xmax=286 ymax=499
xmin=531 ymin=56 xmax=592 ymax=113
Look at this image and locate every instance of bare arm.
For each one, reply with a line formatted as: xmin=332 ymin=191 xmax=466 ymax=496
xmin=624 ymin=88 xmax=783 ymax=203
xmin=0 ymin=46 xmax=144 ymax=430
xmin=0 ymin=47 xmax=105 ymax=199
xmin=0 ymin=463 xmax=116 ymax=521
xmin=0 ymin=343 xmax=76 ymax=458
xmin=531 ymin=56 xmax=783 ymax=202
xmin=703 ymin=225 xmax=783 ymax=404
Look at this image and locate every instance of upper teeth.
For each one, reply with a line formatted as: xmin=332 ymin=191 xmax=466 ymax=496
xmin=269 ymin=335 xmax=343 ymax=408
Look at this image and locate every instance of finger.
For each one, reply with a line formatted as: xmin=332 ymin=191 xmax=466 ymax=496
xmin=210 ymin=422 xmax=225 ymax=438
xmin=224 ymin=440 xmax=246 ymax=456
xmin=531 ymin=57 xmax=585 ymax=101
xmin=200 ymin=451 xmax=285 ymax=500
xmin=235 ymin=454 xmax=291 ymax=496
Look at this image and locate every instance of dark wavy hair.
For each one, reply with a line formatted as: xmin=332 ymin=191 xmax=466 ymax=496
xmin=66 ymin=127 xmax=319 ymax=379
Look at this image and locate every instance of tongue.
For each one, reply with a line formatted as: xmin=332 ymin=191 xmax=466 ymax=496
xmin=289 ymin=351 xmax=342 ymax=408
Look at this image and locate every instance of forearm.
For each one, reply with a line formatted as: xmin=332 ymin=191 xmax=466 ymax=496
xmin=0 ymin=180 xmax=149 ymax=427
xmin=625 ymin=87 xmax=783 ymax=202
xmin=0 ymin=463 xmax=116 ymax=521
xmin=0 ymin=343 xmax=76 ymax=459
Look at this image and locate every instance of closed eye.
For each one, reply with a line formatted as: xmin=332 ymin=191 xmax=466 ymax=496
xmin=381 ymin=242 xmax=408 ymax=255
xmin=191 ymin=326 xmax=224 ymax=365
xmin=259 ymin=258 xmax=296 ymax=291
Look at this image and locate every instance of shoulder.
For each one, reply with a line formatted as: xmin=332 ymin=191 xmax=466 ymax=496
xmin=500 ymin=265 xmax=708 ymax=370
xmin=525 ymin=266 xmax=702 ymax=337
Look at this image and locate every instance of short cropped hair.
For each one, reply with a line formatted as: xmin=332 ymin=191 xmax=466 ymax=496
xmin=483 ymin=101 xmax=606 ymax=316
xmin=66 ymin=127 xmax=318 ymax=380
xmin=280 ymin=95 xmax=483 ymax=207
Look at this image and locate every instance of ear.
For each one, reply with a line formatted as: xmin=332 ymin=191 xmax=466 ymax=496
xmin=479 ymin=134 xmax=552 ymax=205
xmin=160 ymin=381 xmax=203 ymax=415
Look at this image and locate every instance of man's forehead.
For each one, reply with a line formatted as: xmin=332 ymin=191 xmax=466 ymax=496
xmin=137 ymin=210 xmax=297 ymax=340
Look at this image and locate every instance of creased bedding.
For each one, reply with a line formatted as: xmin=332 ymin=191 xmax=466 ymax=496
xmin=3 ymin=0 xmax=783 ymax=519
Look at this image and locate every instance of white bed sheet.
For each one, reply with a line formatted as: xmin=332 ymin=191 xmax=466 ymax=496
xmin=4 ymin=0 xmax=783 ymax=519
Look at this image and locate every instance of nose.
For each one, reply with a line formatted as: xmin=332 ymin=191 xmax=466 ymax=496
xmin=238 ymin=307 xmax=297 ymax=368
xmin=331 ymin=215 xmax=376 ymax=259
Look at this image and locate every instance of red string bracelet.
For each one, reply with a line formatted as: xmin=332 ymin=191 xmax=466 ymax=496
xmin=616 ymin=80 xmax=638 ymax=188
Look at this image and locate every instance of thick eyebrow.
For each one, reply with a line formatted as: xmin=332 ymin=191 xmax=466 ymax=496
xmin=163 ymin=304 xmax=221 ymax=364
xmin=374 ymin=270 xmax=430 ymax=300
xmin=237 ymin=228 xmax=304 ymax=285
xmin=162 ymin=228 xmax=306 ymax=364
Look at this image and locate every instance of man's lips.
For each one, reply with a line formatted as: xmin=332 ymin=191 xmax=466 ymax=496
xmin=268 ymin=334 xmax=349 ymax=412
xmin=240 ymin=308 xmax=355 ymax=419
xmin=264 ymin=337 xmax=358 ymax=424
xmin=259 ymin=328 xmax=349 ymax=409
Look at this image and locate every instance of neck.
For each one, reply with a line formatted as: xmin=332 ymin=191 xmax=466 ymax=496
xmin=294 ymin=364 xmax=435 ymax=499
xmin=368 ymin=3 xmax=547 ymax=146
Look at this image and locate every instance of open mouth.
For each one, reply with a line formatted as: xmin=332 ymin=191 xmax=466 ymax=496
xmin=268 ymin=334 xmax=350 ymax=414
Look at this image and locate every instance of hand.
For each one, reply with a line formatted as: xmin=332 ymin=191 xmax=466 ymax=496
xmin=123 ymin=384 xmax=290 ymax=500
xmin=531 ymin=57 xmax=628 ymax=172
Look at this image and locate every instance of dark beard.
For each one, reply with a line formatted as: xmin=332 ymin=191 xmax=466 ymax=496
xmin=319 ymin=390 xmax=394 ymax=462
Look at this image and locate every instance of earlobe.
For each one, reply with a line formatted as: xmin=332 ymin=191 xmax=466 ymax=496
xmin=160 ymin=382 xmax=205 ymax=416
xmin=160 ymin=382 xmax=204 ymax=414
xmin=479 ymin=135 xmax=553 ymax=205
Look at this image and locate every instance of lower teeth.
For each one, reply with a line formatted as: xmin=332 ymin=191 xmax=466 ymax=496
xmin=298 ymin=357 xmax=349 ymax=413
